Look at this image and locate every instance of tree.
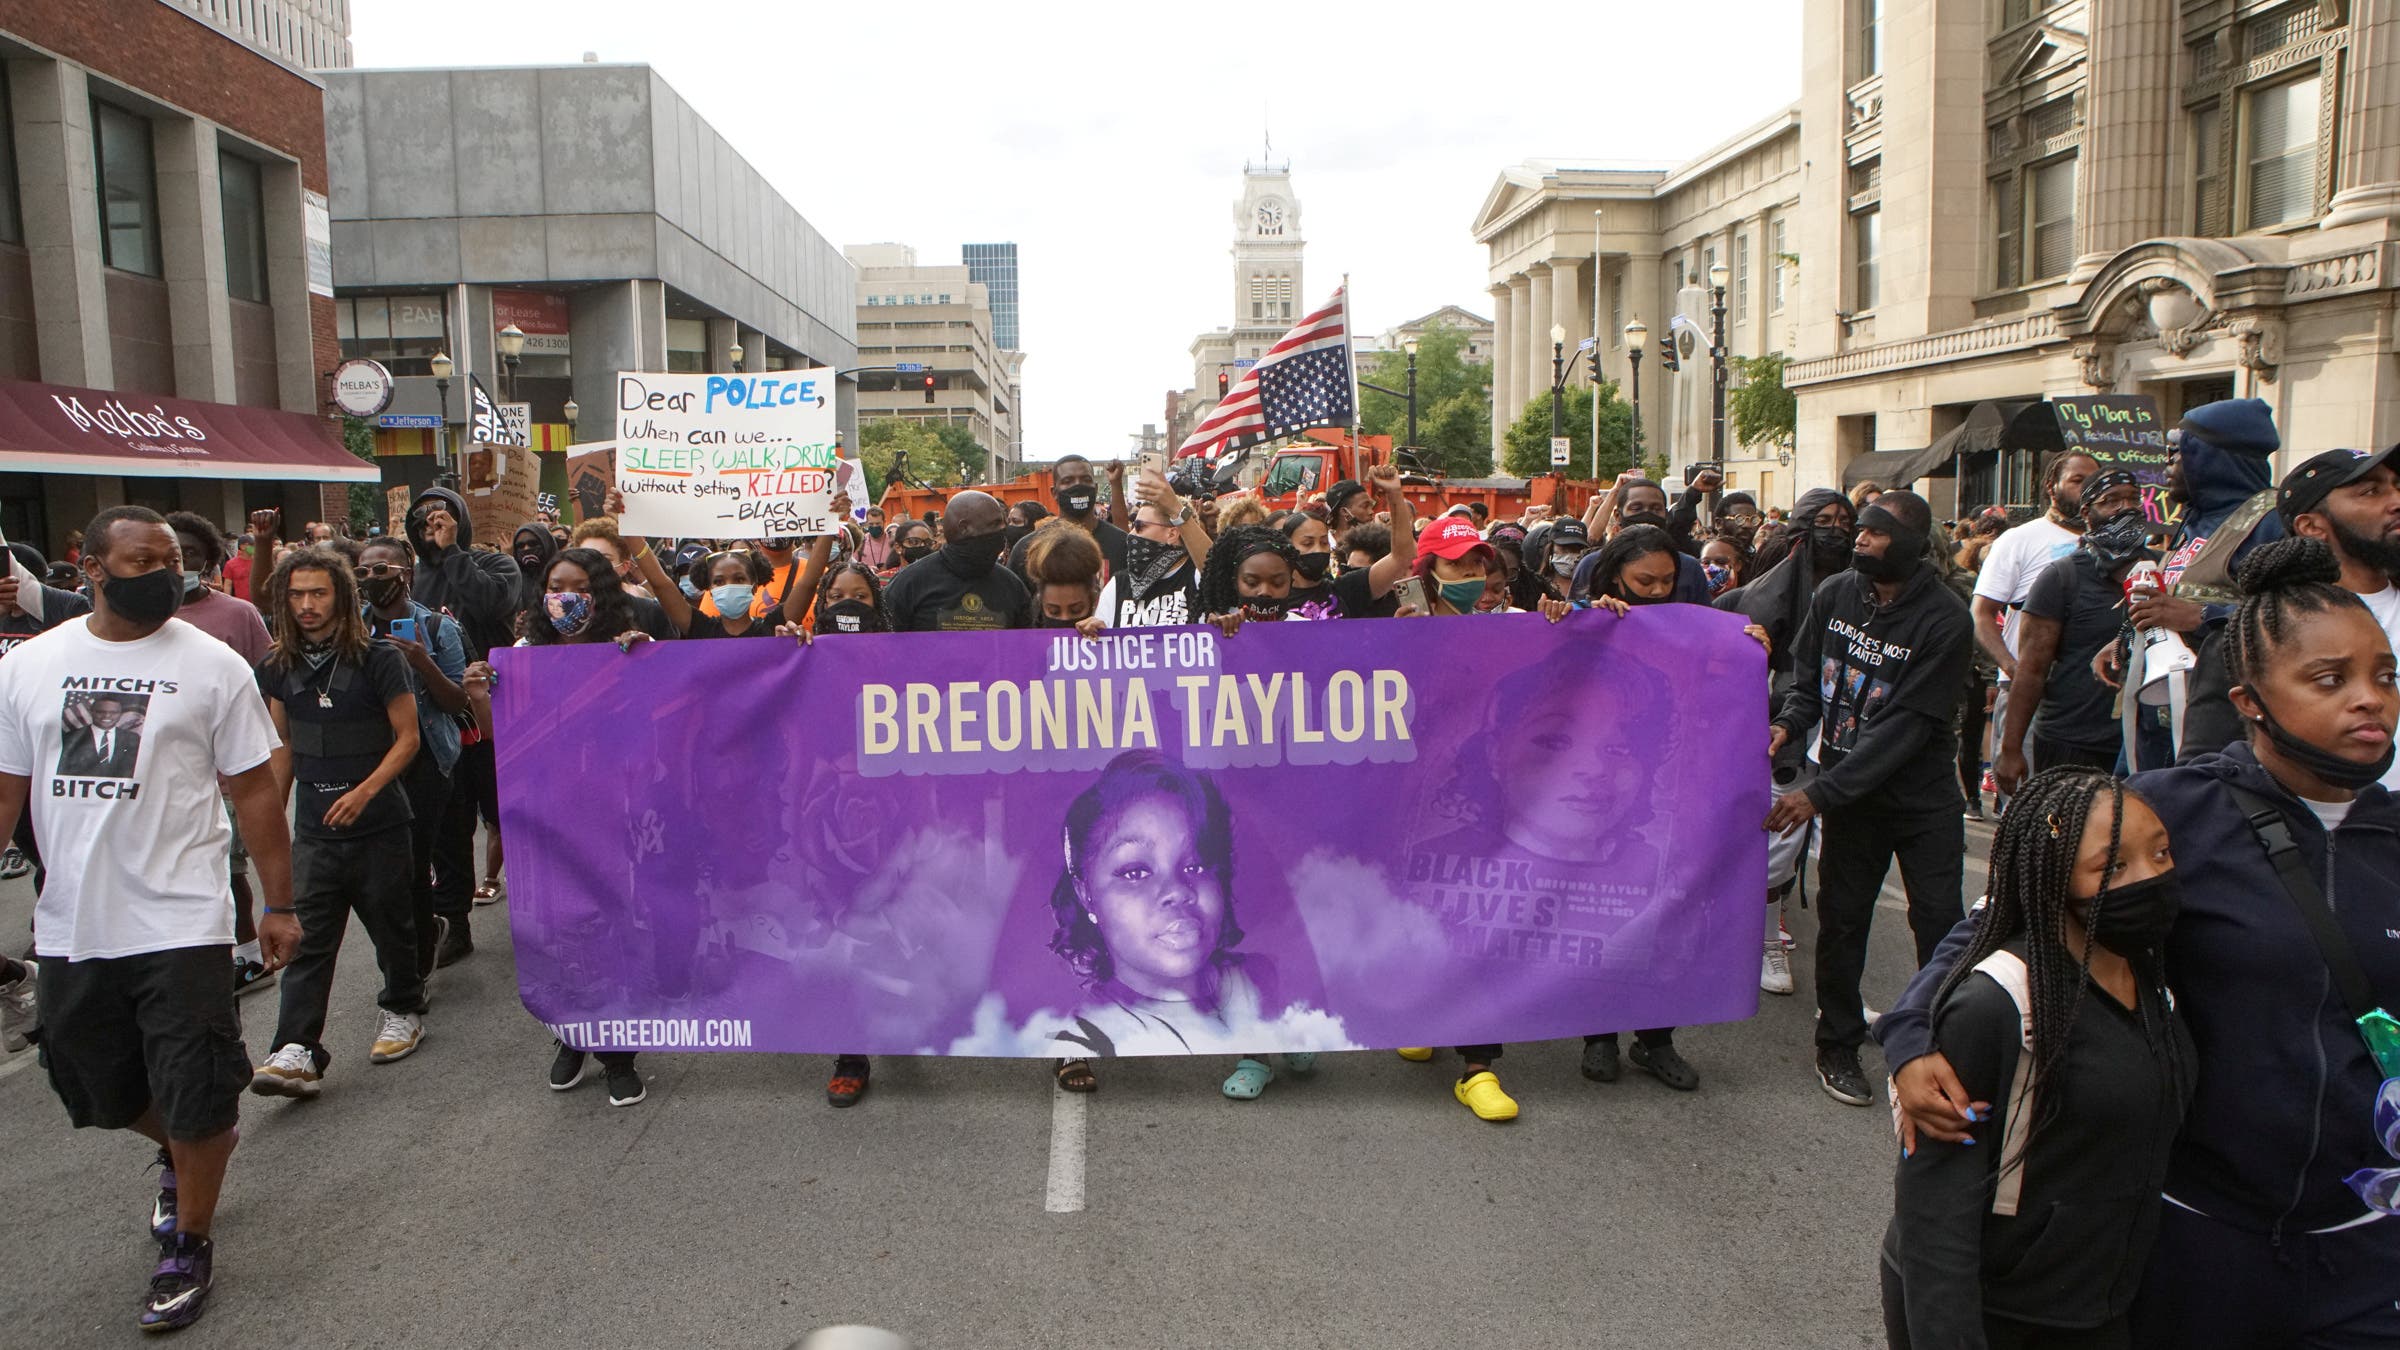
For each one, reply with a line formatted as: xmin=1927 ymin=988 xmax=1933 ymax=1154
xmin=931 ymin=422 xmax=989 ymax=484
xmin=1358 ymin=321 xmax=1493 ymax=478
xmin=857 ymin=418 xmax=977 ymax=491
xmin=1500 ymin=382 xmax=1636 ymax=481
xmin=342 ymin=417 xmax=381 ymax=534
xmin=1729 ymin=352 xmax=1797 ymax=453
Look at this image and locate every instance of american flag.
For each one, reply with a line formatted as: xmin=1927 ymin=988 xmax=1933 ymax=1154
xmin=1176 ymin=286 xmax=1354 ymax=460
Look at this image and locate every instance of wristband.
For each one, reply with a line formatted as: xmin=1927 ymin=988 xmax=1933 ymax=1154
xmin=263 ymin=906 xmax=296 ymax=916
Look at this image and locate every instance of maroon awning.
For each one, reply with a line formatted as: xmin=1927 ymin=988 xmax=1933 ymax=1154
xmin=0 ymin=377 xmax=376 ymax=482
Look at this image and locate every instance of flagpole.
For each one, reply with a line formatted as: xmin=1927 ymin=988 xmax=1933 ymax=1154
xmin=1342 ymin=274 xmax=1361 ymax=459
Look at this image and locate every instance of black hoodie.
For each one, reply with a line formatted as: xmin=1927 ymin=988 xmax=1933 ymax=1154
xmin=1773 ymin=560 xmax=1975 ymax=817
xmin=404 ymin=486 xmax=523 ymax=660
xmin=511 ymin=522 xmax=560 ymax=617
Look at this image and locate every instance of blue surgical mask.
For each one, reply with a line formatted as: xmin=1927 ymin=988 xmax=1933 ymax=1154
xmin=679 ymin=578 xmax=701 ymax=601
xmin=710 ymin=584 xmax=755 ymax=616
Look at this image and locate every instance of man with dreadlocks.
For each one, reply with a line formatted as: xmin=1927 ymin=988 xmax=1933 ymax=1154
xmin=1887 ymin=537 xmax=2400 ymax=1350
xmin=1766 ymin=490 xmax=1975 ymax=1109
xmin=1881 ymin=766 xmax=2192 ymax=1349
xmin=250 ymin=546 xmax=428 ymax=1098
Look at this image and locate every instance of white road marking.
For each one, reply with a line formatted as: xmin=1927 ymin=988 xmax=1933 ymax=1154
xmin=1044 ymin=1085 xmax=1086 ymax=1214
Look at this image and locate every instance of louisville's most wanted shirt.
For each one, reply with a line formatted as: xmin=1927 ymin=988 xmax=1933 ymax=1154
xmin=1971 ymin=516 xmax=2078 ymax=679
xmin=0 ymin=616 xmax=279 ymax=959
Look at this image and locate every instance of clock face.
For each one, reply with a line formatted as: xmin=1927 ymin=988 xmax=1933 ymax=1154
xmin=1255 ymin=198 xmax=1286 ymax=235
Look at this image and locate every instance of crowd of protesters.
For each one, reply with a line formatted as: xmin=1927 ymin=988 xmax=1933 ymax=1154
xmin=0 ymin=395 xmax=2395 ymax=1344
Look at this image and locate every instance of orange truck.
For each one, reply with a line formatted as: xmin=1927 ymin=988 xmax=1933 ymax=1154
xmin=1250 ymin=429 xmax=1601 ymax=521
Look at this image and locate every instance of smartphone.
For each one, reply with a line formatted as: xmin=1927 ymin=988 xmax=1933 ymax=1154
xmin=1684 ymin=461 xmax=1724 ymax=486
xmin=387 ymin=616 xmax=419 ymax=645
xmin=1137 ymin=449 xmax=1167 ymax=481
xmin=1392 ymin=575 xmax=1429 ymax=615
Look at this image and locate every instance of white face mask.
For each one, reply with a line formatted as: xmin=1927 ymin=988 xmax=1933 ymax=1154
xmin=1550 ymin=553 xmax=1581 ymax=577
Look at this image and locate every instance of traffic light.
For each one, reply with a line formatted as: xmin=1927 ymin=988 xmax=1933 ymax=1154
xmin=1658 ymin=333 xmax=1680 ymax=373
xmin=922 ymin=374 xmax=936 ymax=404
xmin=1217 ymin=370 xmax=1230 ymax=400
xmin=1585 ymin=349 xmax=1602 ymax=384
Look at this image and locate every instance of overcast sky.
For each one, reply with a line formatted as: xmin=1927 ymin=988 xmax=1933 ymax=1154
xmin=352 ymin=0 xmax=1801 ymax=459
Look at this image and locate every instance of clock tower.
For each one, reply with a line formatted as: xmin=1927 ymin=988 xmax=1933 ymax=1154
xmin=1231 ymin=158 xmax=1303 ymax=338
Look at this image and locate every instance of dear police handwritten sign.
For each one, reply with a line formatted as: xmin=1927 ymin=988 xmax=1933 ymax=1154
xmin=613 ymin=372 xmax=838 ymax=538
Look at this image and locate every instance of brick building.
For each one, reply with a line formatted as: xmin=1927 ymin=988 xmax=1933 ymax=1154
xmin=0 ymin=0 xmax=366 ymax=556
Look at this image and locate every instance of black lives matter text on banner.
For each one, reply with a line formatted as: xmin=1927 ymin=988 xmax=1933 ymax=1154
xmin=612 ymin=371 xmax=837 ymax=538
xmin=2051 ymin=394 xmax=2170 ymax=519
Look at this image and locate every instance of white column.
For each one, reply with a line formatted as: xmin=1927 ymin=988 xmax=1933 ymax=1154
xmin=154 ymin=115 xmax=236 ymax=402
xmin=2325 ymin=0 xmax=2400 ymax=226
xmin=1507 ymin=273 xmax=1534 ymax=421
xmin=1488 ymin=281 xmax=1514 ymax=451
xmin=1526 ymin=263 xmax=1554 ymax=414
xmin=11 ymin=60 xmax=111 ymax=387
xmin=2071 ymin=0 xmax=2175 ymax=280
xmin=1548 ymin=256 xmax=1585 ymax=360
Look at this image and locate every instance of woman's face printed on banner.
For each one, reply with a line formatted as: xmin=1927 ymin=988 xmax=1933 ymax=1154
xmin=1505 ymin=683 xmax=1647 ymax=854
xmin=1077 ymin=793 xmax=1227 ymax=1000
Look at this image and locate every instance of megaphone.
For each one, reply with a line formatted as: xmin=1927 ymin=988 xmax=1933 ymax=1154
xmin=2134 ymin=624 xmax=2197 ymax=706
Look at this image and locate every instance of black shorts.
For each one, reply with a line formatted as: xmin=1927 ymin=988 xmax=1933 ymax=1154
xmin=37 ymin=945 xmax=250 ymax=1141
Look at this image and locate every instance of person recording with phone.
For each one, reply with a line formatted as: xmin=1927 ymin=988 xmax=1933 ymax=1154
xmin=1666 ymin=463 xmax=1726 ymax=556
xmin=358 ymin=535 xmax=469 ymax=981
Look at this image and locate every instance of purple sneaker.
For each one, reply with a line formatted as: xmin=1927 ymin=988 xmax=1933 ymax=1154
xmin=139 ymin=1232 xmax=212 ymax=1332
xmin=147 ymin=1147 xmax=176 ymax=1243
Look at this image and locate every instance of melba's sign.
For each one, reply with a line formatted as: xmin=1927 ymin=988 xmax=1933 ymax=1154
xmin=51 ymin=395 xmax=208 ymax=443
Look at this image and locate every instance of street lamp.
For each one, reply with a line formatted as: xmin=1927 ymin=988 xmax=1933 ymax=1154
xmin=429 ymin=351 xmax=454 ymax=473
xmin=562 ymin=398 xmax=579 ymax=444
xmin=728 ymin=340 xmax=745 ymax=373
xmin=1707 ymin=262 xmax=1730 ymax=464
xmin=1549 ymin=323 xmax=1568 ymax=449
xmin=1623 ymin=317 xmax=1647 ymax=471
xmin=496 ymin=324 xmax=526 ymax=401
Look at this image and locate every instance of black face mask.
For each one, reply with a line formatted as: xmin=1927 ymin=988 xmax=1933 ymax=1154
xmin=897 ymin=543 xmax=934 ymax=563
xmin=820 ymin=599 xmax=879 ymax=634
xmin=1621 ymin=510 xmax=1668 ymax=532
xmin=2250 ymin=694 xmax=2399 ymax=791
xmin=1852 ymin=545 xmax=1917 ymax=582
xmin=516 ymin=551 xmax=545 ymax=573
xmin=1293 ymin=551 xmax=1333 ymax=583
xmin=1055 ymin=485 xmax=1097 ymax=516
xmin=2085 ymin=870 xmax=2182 ymax=957
xmin=361 ymin=577 xmax=409 ymax=609
xmin=942 ymin=530 xmax=1008 ymax=578
xmin=866 ymin=525 xmax=885 ymax=539
xmin=99 ymin=565 xmax=182 ymax=626
xmin=2081 ymin=507 xmax=2150 ymax=568
xmin=1003 ymin=524 xmax=1032 ymax=550
xmin=1241 ymin=594 xmax=1294 ymax=619
xmin=1809 ymin=524 xmax=1855 ymax=561
xmin=1034 ymin=611 xmax=1091 ymax=629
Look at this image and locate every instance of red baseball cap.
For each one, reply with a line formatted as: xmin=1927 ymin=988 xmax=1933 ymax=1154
xmin=1419 ymin=516 xmax=1496 ymax=564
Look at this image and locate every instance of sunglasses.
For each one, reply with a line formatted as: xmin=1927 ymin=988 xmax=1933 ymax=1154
xmin=354 ymin=563 xmax=408 ymax=580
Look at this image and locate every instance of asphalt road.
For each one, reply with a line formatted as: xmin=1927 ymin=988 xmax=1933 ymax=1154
xmin=2 ymin=820 xmax=1989 ymax=1350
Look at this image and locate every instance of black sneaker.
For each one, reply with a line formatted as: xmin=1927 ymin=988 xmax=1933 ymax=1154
xmin=604 ymin=1060 xmax=645 ymax=1108
xmin=434 ymin=922 xmax=473 ymax=969
xmin=138 ymin=1232 xmax=213 ymax=1332
xmin=419 ymin=915 xmax=450 ymax=983
xmin=547 ymin=1041 xmax=587 ymax=1092
xmin=1630 ymin=1041 xmax=1700 ymax=1091
xmin=147 ymin=1147 xmax=177 ymax=1243
xmin=1816 ymin=1047 xmax=1873 ymax=1106
xmin=231 ymin=956 xmax=276 ymax=999
xmin=827 ymin=1055 xmax=870 ymax=1108
xmin=1579 ymin=1037 xmax=1621 ymax=1083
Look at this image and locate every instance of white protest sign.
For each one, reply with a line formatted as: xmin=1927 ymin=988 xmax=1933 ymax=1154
xmin=614 ymin=371 xmax=839 ymax=538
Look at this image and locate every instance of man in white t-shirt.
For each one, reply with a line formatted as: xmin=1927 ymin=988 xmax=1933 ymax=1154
xmin=0 ymin=506 xmax=291 ymax=1333
xmin=1969 ymin=449 xmax=2099 ymax=793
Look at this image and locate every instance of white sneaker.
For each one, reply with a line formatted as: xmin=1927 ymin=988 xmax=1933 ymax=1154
xmin=369 ymin=1010 xmax=424 ymax=1064
xmin=0 ymin=957 xmax=36 ymax=1052
xmin=1760 ymin=941 xmax=1794 ymax=996
xmin=251 ymin=1043 xmax=322 ymax=1097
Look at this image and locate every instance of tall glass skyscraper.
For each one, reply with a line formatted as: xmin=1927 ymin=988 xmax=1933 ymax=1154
xmin=962 ymin=243 xmax=1019 ymax=351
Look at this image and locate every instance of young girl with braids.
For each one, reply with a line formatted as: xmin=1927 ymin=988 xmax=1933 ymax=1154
xmin=1884 ymin=537 xmax=2400 ymax=1349
xmin=1882 ymin=766 xmax=2191 ymax=1349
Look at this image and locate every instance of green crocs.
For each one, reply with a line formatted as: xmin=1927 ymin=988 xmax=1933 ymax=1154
xmin=1221 ymin=1057 xmax=1274 ymax=1099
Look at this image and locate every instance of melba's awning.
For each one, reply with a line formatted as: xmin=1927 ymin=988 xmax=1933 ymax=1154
xmin=0 ymin=378 xmax=376 ymax=482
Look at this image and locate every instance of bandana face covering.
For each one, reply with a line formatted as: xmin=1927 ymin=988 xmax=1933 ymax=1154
xmin=543 ymin=590 xmax=594 ymax=637
xmin=1122 ymin=533 xmax=1187 ymax=599
xmin=2080 ymin=507 xmax=2151 ymax=568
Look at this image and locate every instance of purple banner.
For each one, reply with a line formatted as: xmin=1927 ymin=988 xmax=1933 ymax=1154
xmin=492 ymin=610 xmax=1767 ymax=1056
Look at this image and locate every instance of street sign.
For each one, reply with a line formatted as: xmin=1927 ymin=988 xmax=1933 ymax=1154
xmin=377 ymin=413 xmax=443 ymax=429
xmin=1234 ymin=359 xmax=1257 ymax=368
xmin=501 ymin=402 xmax=531 ymax=445
xmin=1576 ymin=336 xmax=1597 ymax=352
xmin=331 ymin=359 xmax=395 ymax=418
xmin=893 ymin=362 xmax=926 ymax=372
xmin=1550 ymin=436 xmax=1572 ymax=467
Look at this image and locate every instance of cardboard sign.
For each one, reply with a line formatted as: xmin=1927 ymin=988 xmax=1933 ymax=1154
xmin=469 ymin=443 xmax=542 ymax=548
xmin=565 ymin=442 xmax=618 ymax=524
xmin=614 ymin=372 xmax=838 ymax=538
xmin=2052 ymin=394 xmax=2169 ymax=520
xmin=385 ymin=484 xmax=411 ymax=537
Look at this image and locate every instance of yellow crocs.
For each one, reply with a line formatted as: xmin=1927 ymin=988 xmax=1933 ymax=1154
xmin=1396 ymin=1047 xmax=1434 ymax=1062
xmin=1454 ymin=1070 xmax=1519 ymax=1121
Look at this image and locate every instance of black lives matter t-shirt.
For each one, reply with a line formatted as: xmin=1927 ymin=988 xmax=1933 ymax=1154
xmin=259 ymin=641 xmax=415 ymax=837
xmin=882 ymin=555 xmax=1032 ymax=632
